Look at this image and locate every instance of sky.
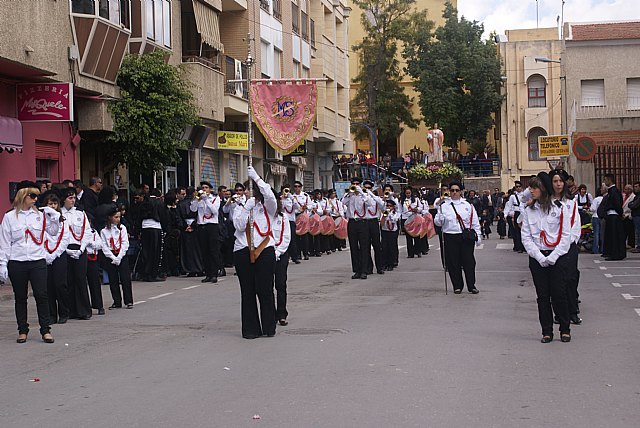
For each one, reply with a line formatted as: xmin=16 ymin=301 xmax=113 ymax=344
xmin=457 ymin=0 xmax=640 ymax=38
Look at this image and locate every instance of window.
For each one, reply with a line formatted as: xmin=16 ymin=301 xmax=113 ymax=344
xmin=273 ymin=49 xmax=282 ymax=79
xmin=581 ymin=79 xmax=605 ymax=107
xmin=261 ymin=40 xmax=270 ymax=78
xmin=301 ymin=11 xmax=309 ymax=41
xmin=293 ymin=60 xmax=300 ymax=79
xmin=302 ymin=66 xmax=309 ymax=79
xmin=260 ymin=0 xmax=270 ymax=12
xmin=292 ymin=3 xmax=299 ymax=34
xmin=273 ymin=0 xmax=282 ymax=20
xmin=527 ymin=127 xmax=547 ymax=161
xmin=147 ymin=0 xmax=171 ymax=47
xmin=310 ymin=19 xmax=315 ymax=48
xmin=35 ymin=159 xmax=53 ymax=181
xmin=527 ymin=75 xmax=546 ymax=107
xmin=72 ymin=0 xmax=95 ymax=14
xmin=627 ymin=78 xmax=640 ymax=110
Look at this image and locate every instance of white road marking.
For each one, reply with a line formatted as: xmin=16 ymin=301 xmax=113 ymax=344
xmin=398 ymin=245 xmax=407 ymax=249
xmin=594 ymin=260 xmax=602 ymax=264
xmin=149 ymin=292 xmax=174 ymax=300
xmin=635 ymin=309 xmax=640 ymax=317
xmin=476 ymin=244 xmax=484 ymax=250
xmin=182 ymin=285 xmax=202 ymax=290
xmin=133 ymin=300 xmax=146 ymax=305
xmin=496 ymin=243 xmax=512 ymax=250
xmin=605 ymin=274 xmax=640 ymax=278
xmin=600 ymin=266 xmax=640 ymax=269
xmin=622 ymin=294 xmax=635 ymax=300
xmin=406 ymin=270 xmax=528 ymax=274
xmin=604 ymin=274 xmax=613 ymax=278
xmin=599 ymin=266 xmax=607 ymax=270
xmin=612 ymin=283 xmax=622 ymax=287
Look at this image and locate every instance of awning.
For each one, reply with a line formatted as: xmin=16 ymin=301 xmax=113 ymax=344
xmin=193 ymin=0 xmax=224 ymax=52
xmin=0 ymin=116 xmax=23 ymax=153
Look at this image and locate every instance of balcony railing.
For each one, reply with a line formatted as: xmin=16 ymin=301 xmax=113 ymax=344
xmin=273 ymin=0 xmax=281 ymax=20
xmin=578 ymin=102 xmax=640 ymax=119
xmin=224 ymin=55 xmax=248 ymax=99
xmin=301 ymin=11 xmax=309 ymax=42
xmin=182 ymin=54 xmax=222 ymax=71
xmin=260 ymin=0 xmax=269 ymax=12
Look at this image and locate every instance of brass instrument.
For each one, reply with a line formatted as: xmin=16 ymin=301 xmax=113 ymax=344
xmin=349 ymin=185 xmax=357 ymax=193
xmin=283 ymin=187 xmax=290 ymax=196
xmin=226 ymin=194 xmax=240 ymax=205
xmin=382 ymin=210 xmax=389 ymax=217
xmin=443 ymin=192 xmax=450 ymax=198
xmin=384 ymin=190 xmax=391 ymax=198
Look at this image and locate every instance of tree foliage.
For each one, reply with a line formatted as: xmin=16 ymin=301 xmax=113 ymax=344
xmin=350 ymin=0 xmax=432 ymax=151
xmin=404 ymin=1 xmax=503 ymax=148
xmin=108 ymin=52 xmax=200 ymax=173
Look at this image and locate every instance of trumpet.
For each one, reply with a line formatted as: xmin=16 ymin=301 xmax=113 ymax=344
xmin=195 ymin=189 xmax=206 ymax=201
xmin=384 ymin=190 xmax=392 ymax=198
xmin=443 ymin=192 xmax=450 ymax=198
xmin=227 ymin=194 xmax=240 ymax=205
xmin=382 ymin=210 xmax=389 ymax=217
xmin=283 ymin=187 xmax=290 ymax=196
xmin=349 ymin=185 xmax=358 ymax=193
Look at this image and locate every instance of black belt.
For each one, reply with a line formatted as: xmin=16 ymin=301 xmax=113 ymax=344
xmin=349 ymin=218 xmax=364 ymax=222
xmin=540 ymin=250 xmax=553 ymax=256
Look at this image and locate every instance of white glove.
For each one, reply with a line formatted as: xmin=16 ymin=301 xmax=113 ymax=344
xmin=42 ymin=206 xmax=61 ymax=221
xmin=112 ymin=258 xmax=121 ymax=266
xmin=275 ymin=253 xmax=281 ymax=262
xmin=68 ymin=250 xmax=81 ymax=259
xmin=545 ymin=256 xmax=556 ymax=267
xmin=45 ymin=254 xmax=54 ymax=265
xmin=244 ymin=198 xmax=256 ymax=211
xmin=0 ymin=265 xmax=8 ymax=282
xmin=539 ymin=257 xmax=550 ymax=268
xmin=475 ymin=238 xmax=482 ymax=247
xmin=247 ymin=166 xmax=259 ymax=182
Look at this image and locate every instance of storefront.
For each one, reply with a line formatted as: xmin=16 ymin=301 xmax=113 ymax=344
xmin=0 ymin=81 xmax=76 ymax=212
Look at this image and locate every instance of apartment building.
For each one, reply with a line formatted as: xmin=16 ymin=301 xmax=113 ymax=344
xmin=348 ymin=0 xmax=454 ymax=158
xmin=563 ymin=21 xmax=640 ymax=191
xmin=497 ymin=28 xmax=564 ymax=190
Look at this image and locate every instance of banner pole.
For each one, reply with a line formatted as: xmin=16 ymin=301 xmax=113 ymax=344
xmin=245 ymin=33 xmax=256 ymax=260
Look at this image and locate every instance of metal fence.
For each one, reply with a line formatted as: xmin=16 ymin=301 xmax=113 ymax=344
xmin=594 ymin=144 xmax=640 ymax=187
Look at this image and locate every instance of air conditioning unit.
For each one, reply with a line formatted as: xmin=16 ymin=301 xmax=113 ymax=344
xmin=265 ymin=144 xmax=283 ymax=161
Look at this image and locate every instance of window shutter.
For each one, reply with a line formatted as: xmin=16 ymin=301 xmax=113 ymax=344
xmin=627 ymin=78 xmax=640 ymax=110
xmin=581 ymin=80 xmax=605 ymax=107
xmin=35 ymin=141 xmax=59 ymax=160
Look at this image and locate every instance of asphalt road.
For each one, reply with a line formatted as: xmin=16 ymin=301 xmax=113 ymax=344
xmin=1 ymin=239 xmax=639 ymax=428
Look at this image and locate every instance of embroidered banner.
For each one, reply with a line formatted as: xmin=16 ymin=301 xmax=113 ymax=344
xmin=250 ymin=82 xmax=317 ymax=155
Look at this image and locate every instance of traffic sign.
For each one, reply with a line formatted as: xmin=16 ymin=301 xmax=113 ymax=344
xmin=573 ymin=136 xmax=597 ymax=161
xmin=538 ymin=135 xmax=570 ymax=158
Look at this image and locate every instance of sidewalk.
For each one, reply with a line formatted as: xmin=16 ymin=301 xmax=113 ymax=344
xmin=0 ymin=282 xmax=14 ymax=301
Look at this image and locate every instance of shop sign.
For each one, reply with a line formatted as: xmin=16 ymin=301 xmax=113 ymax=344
xmin=290 ymin=156 xmax=307 ymax=167
xmin=17 ymin=83 xmax=74 ymax=122
xmin=290 ymin=141 xmax=307 ymax=155
xmin=538 ymin=135 xmax=570 ymax=158
xmin=270 ymin=163 xmax=288 ymax=176
xmin=215 ymin=131 xmax=249 ymax=150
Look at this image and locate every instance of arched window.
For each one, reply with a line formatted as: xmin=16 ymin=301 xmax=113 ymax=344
xmin=528 ymin=75 xmax=546 ymax=108
xmin=528 ymin=127 xmax=547 ymax=160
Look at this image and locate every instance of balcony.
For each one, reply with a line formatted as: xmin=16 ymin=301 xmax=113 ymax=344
xmin=182 ymin=60 xmax=225 ymax=123
xmin=223 ymin=56 xmax=248 ymax=116
xmin=221 ymin=0 xmax=247 ymax=11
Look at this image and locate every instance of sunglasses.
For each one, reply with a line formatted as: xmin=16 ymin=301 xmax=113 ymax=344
xmin=293 ymin=185 xmax=301 ymax=188
xmin=450 ymin=189 xmax=461 ymax=192
xmin=27 ymin=193 xmax=38 ymax=199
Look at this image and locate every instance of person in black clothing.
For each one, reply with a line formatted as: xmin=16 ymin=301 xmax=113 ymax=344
xmin=496 ymin=207 xmax=507 ymax=239
xmin=466 ymin=190 xmax=483 ymax=215
xmin=601 ymin=174 xmax=626 ymax=260
xmin=94 ymin=186 xmax=118 ymax=232
xmin=162 ymin=189 xmax=182 ymax=277
xmin=125 ymin=189 xmax=144 ymax=278
xmin=139 ymin=189 xmax=166 ymax=281
xmin=81 ymin=176 xmax=102 ymax=224
xmin=217 ymin=185 xmax=233 ymax=275
xmin=177 ymin=187 xmax=203 ymax=276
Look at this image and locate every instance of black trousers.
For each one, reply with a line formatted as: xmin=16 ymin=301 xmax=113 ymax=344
xmin=87 ymin=256 xmax=103 ymax=310
xmin=47 ymin=255 xmax=69 ymax=322
xmin=418 ymin=235 xmax=430 ymax=253
xmin=295 ymin=229 xmax=309 ymax=258
xmin=234 ymin=246 xmax=276 ymax=338
xmin=561 ymin=243 xmax=580 ymax=317
xmin=197 ymin=223 xmax=221 ymax=278
xmin=103 ymin=256 xmax=133 ymax=306
xmin=529 ymin=255 xmax=570 ymax=335
xmin=366 ymin=219 xmax=384 ymax=273
xmin=347 ymin=219 xmax=370 ymax=274
xmin=9 ymin=259 xmax=50 ymax=335
xmin=604 ymin=214 xmax=626 ymax=260
xmin=275 ymin=251 xmax=289 ymax=320
xmin=67 ymin=252 xmax=92 ymax=318
xmin=623 ymin=217 xmax=635 ymax=248
xmin=443 ymin=233 xmax=477 ymax=291
xmin=381 ymin=230 xmax=399 ymax=269
xmin=401 ymin=218 xmax=419 ymax=257
xmin=141 ymin=228 xmax=162 ymax=278
xmin=288 ymin=221 xmax=299 ymax=261
xmin=512 ymin=212 xmax=525 ymax=251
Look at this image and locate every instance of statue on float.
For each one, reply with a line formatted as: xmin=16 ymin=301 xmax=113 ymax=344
xmin=426 ymin=124 xmax=444 ymax=163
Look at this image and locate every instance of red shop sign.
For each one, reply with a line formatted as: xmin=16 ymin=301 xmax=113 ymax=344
xmin=16 ymin=83 xmax=74 ymax=122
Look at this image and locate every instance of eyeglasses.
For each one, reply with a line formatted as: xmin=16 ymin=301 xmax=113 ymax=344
xmin=293 ymin=184 xmax=301 ymax=188
xmin=27 ymin=193 xmax=38 ymax=199
xmin=450 ymin=189 xmax=461 ymax=193
xmin=515 ymin=185 xmax=522 ymax=188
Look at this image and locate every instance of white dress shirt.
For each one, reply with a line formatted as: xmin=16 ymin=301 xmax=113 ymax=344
xmin=232 ymin=178 xmax=278 ymax=252
xmin=282 ymin=195 xmax=299 ymax=222
xmin=508 ymin=191 xmax=524 ymax=215
xmin=0 ymin=207 xmax=61 ymax=265
xmin=44 ymin=217 xmax=70 ymax=264
xmin=590 ymin=196 xmax=603 ymax=219
xmin=399 ymin=198 xmax=421 ymax=220
xmin=273 ymin=213 xmax=291 ymax=260
xmin=521 ymin=201 xmax=572 ymax=265
xmin=100 ymin=224 xmax=130 ymax=263
xmin=364 ymin=191 xmax=384 ymax=220
xmin=190 ymin=194 xmax=221 ymax=224
xmin=62 ymin=206 xmax=92 ymax=257
xmin=434 ymin=199 xmax=482 ymax=243
xmin=380 ymin=210 xmax=400 ymax=232
xmin=562 ymin=198 xmax=582 ymax=244
xmin=341 ymin=191 xmax=371 ymax=219
xmin=292 ymin=193 xmax=311 ymax=214
xmin=86 ymin=228 xmax=102 ymax=261
xmin=327 ymin=198 xmax=344 ymax=218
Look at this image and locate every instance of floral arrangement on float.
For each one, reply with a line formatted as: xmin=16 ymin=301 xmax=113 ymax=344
xmin=408 ymin=163 xmax=463 ymax=185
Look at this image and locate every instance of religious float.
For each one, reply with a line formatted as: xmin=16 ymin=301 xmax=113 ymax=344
xmin=408 ymin=162 xmax=464 ymax=188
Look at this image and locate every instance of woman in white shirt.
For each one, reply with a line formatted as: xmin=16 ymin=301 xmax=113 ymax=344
xmin=232 ymin=166 xmax=278 ymax=339
xmin=100 ymin=206 xmax=133 ymax=309
xmin=434 ymin=182 xmax=482 ymax=294
xmin=274 ymin=197 xmax=292 ymax=326
xmin=0 ymin=185 xmax=61 ymax=343
xmin=399 ymin=187 xmax=422 ymax=258
xmin=520 ymin=173 xmax=572 ymax=343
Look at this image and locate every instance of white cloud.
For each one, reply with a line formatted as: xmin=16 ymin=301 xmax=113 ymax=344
xmin=457 ymin=0 xmax=640 ymax=38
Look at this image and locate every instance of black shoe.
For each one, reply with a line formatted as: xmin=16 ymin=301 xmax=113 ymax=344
xmin=78 ymin=315 xmax=92 ymax=320
xmin=541 ymin=335 xmax=553 ymax=343
xmin=202 ymin=277 xmax=212 ymax=283
xmin=561 ymin=333 xmax=571 ymax=343
xmin=243 ymin=334 xmax=261 ymax=339
xmin=337 ymin=248 xmax=342 ymax=251
xmin=453 ymin=289 xmax=462 ymax=294
xmin=219 ymin=268 xmax=226 ymax=277
xmin=377 ymin=270 xmax=385 ymax=274
xmin=278 ymin=319 xmax=288 ymax=326
xmin=386 ymin=266 xmax=394 ymax=271
xmin=366 ymin=271 xmax=373 ymax=275
xmin=570 ymin=315 xmax=582 ymax=325
xmin=109 ymin=304 xmax=122 ymax=310
xmin=360 ymin=273 xmax=368 ymax=280
xmin=554 ymin=316 xmax=560 ymax=324
xmin=422 ymin=251 xmax=428 ymax=255
xmin=605 ymin=257 xmax=625 ymax=261
xmin=469 ymin=288 xmax=479 ymax=294
xmin=97 ymin=308 xmax=105 ymax=315
xmin=210 ymin=276 xmax=218 ymax=284
xmin=417 ymin=253 xmax=422 ymax=258
xmin=408 ymin=255 xmax=414 ymax=258
xmin=126 ymin=303 xmax=134 ymax=309
xmin=303 ymin=256 xmax=309 ymax=260
xmin=351 ymin=273 xmax=360 ymax=279
xmin=187 ymin=273 xmax=198 ymax=277
xmin=58 ymin=317 xmax=68 ymax=324
xmin=294 ymin=259 xmax=301 ymax=264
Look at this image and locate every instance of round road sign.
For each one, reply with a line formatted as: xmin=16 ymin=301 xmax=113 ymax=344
xmin=573 ymin=136 xmax=597 ymax=161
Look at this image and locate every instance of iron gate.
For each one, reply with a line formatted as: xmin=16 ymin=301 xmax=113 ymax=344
xmin=594 ymin=144 xmax=640 ymax=187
